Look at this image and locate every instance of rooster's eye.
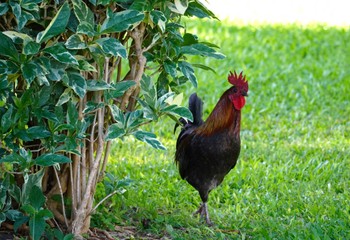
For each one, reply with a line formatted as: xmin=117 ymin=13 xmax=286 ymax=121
xmin=232 ymin=87 xmax=237 ymax=93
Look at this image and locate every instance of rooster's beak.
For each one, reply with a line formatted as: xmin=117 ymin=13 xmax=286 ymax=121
xmin=242 ymin=91 xmax=248 ymax=97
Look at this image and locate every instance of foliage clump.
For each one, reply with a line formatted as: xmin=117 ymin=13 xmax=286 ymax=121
xmin=0 ymin=0 xmax=223 ymax=238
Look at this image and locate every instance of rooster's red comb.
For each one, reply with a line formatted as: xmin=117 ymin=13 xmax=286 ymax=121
xmin=228 ymin=71 xmax=248 ymax=90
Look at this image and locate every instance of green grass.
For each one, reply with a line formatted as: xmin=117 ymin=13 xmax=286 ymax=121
xmin=92 ymin=20 xmax=350 ymax=239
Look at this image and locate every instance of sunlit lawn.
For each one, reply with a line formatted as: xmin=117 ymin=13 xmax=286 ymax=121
xmin=92 ymin=19 xmax=350 ymax=239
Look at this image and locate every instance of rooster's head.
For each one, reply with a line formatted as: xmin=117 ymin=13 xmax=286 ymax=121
xmin=228 ymin=71 xmax=248 ymax=111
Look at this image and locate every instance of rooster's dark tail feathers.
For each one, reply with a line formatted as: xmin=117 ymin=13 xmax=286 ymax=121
xmin=174 ymin=93 xmax=204 ymax=133
xmin=188 ymin=93 xmax=204 ymax=126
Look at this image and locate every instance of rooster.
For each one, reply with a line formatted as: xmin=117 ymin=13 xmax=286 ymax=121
xmin=175 ymin=71 xmax=248 ymax=225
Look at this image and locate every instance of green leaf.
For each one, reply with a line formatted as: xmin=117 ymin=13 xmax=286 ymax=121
xmin=21 ymin=1 xmax=40 ymax=12
xmin=21 ymin=61 xmax=50 ymax=86
xmin=83 ymin=102 xmax=103 ymax=114
xmin=133 ymin=131 xmax=166 ymax=150
xmin=27 ymin=126 xmax=51 ymax=139
xmin=5 ymin=60 xmax=19 ymax=74
xmin=5 ymin=210 xmax=23 ymax=222
xmin=100 ymin=9 xmax=144 ymax=34
xmin=54 ymin=124 xmax=75 ymax=132
xmin=27 ymin=58 xmax=50 ymax=86
xmin=37 ymin=209 xmax=53 ymax=219
xmin=34 ymin=57 xmax=50 ymax=74
xmin=22 ymin=169 xmax=45 ymax=206
xmin=192 ymin=63 xmax=217 ymax=73
xmin=0 ymin=60 xmax=7 ymax=75
xmin=77 ymin=59 xmax=97 ymax=72
xmin=72 ymin=0 xmax=94 ymax=23
xmin=86 ymin=80 xmax=113 ymax=91
xmin=185 ymin=1 xmax=217 ymax=19
xmin=72 ymin=0 xmax=95 ymax=36
xmin=21 ymin=62 xmax=38 ymax=84
xmin=44 ymin=44 xmax=78 ymax=65
xmin=16 ymin=130 xmax=32 ymax=142
xmin=110 ymin=81 xmax=136 ymax=98
xmin=180 ymin=43 xmax=226 ymax=59
xmin=39 ymin=109 xmax=59 ymax=122
xmin=50 ymin=229 xmax=64 ymax=240
xmin=98 ymin=0 xmax=110 ymax=5
xmin=125 ymin=110 xmax=143 ymax=128
xmin=23 ymin=40 xmax=41 ymax=55
xmin=3 ymin=31 xmax=32 ymax=43
xmin=150 ymin=10 xmax=167 ymax=33
xmin=8 ymin=1 xmax=19 ymax=17
xmin=9 ymin=2 xmax=23 ymax=29
xmin=105 ymin=124 xmax=125 ymax=141
xmin=21 ymin=205 xmax=36 ymax=215
xmin=28 ymin=185 xmax=45 ymax=210
xmin=65 ymin=34 xmax=87 ymax=50
xmin=178 ymin=61 xmax=197 ymax=87
xmin=141 ymin=75 xmax=157 ymax=106
xmin=1 ymin=186 xmax=9 ymax=205
xmin=56 ymin=88 xmax=72 ymax=106
xmin=1 ymin=181 xmax=9 ymax=199
xmin=95 ymin=37 xmax=127 ymax=58
xmin=67 ymin=102 xmax=78 ymax=125
xmin=63 ymin=72 xmax=87 ymax=98
xmin=138 ymin=98 xmax=157 ymax=120
xmin=109 ymin=105 xmax=125 ymax=124
xmin=37 ymin=85 xmax=53 ymax=107
xmin=183 ymin=33 xmax=198 ymax=45
xmin=0 ymin=32 xmax=19 ymax=61
xmin=164 ymin=60 xmax=177 ymax=78
xmin=156 ymin=92 xmax=175 ymax=109
xmin=76 ymin=21 xmax=95 ymax=37
xmin=167 ymin=0 xmax=188 ymax=14
xmin=162 ymin=105 xmax=193 ymax=122
xmin=19 ymin=148 xmax=32 ymax=163
xmin=0 ymin=153 xmax=26 ymax=165
xmin=36 ymin=2 xmax=70 ymax=43
xmin=29 ymin=215 xmax=46 ymax=240
xmin=63 ymin=234 xmax=75 ymax=240
xmin=0 ymin=3 xmax=9 ymax=15
xmin=35 ymin=153 xmax=71 ymax=167
xmin=0 ymin=213 xmax=5 ymax=225
xmin=1 ymin=105 xmax=13 ymax=132
xmin=14 ymin=215 xmax=30 ymax=233
xmin=87 ymin=43 xmax=104 ymax=57
xmin=46 ymin=60 xmax=66 ymax=81
xmin=2 ymin=200 xmax=11 ymax=215
xmin=129 ymin=0 xmax=149 ymax=11
xmin=21 ymin=0 xmax=42 ymax=4
xmin=17 ymin=11 xmax=34 ymax=31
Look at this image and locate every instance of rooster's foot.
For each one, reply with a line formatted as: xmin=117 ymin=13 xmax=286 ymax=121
xmin=193 ymin=202 xmax=213 ymax=226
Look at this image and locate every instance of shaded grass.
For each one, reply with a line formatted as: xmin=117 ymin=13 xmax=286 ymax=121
xmin=92 ymin=20 xmax=350 ymax=239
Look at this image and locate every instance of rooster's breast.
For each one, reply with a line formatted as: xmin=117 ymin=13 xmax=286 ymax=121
xmin=179 ymin=130 xmax=241 ymax=192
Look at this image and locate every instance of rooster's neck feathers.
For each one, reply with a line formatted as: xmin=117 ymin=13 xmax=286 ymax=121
xmin=195 ymin=90 xmax=241 ymax=136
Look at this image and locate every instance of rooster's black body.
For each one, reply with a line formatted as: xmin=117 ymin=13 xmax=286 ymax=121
xmin=175 ymin=71 xmax=248 ymax=225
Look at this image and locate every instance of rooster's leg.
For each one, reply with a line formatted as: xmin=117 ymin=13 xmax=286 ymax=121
xmin=193 ymin=202 xmax=213 ymax=226
xmin=193 ymin=202 xmax=204 ymax=216
xmin=202 ymin=202 xmax=213 ymax=226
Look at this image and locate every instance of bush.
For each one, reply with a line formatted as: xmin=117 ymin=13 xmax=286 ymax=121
xmin=0 ymin=0 xmax=223 ymax=238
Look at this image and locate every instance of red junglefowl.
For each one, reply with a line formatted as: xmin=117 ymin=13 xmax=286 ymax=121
xmin=175 ymin=71 xmax=249 ymax=225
